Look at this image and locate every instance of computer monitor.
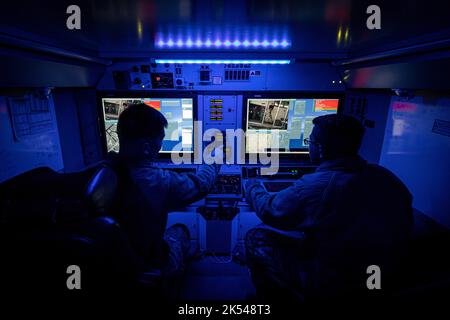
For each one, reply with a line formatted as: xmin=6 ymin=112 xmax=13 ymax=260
xmin=245 ymin=97 xmax=339 ymax=154
xmin=101 ymin=97 xmax=194 ymax=154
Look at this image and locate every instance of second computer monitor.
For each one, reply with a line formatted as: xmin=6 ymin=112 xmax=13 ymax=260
xmin=246 ymin=97 xmax=339 ymax=154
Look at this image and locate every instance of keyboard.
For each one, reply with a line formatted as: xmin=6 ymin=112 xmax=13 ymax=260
xmin=263 ymin=181 xmax=294 ymax=192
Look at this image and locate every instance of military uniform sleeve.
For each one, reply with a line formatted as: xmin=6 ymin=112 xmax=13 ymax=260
xmin=245 ymin=179 xmax=310 ymax=230
xmin=164 ymin=164 xmax=219 ymax=211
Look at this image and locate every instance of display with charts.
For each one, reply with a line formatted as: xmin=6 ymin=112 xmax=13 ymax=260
xmin=101 ymin=97 xmax=194 ymax=153
xmin=246 ymin=98 xmax=339 ymax=154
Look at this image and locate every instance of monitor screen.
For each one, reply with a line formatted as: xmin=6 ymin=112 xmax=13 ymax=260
xmin=101 ymin=97 xmax=194 ymax=153
xmin=246 ymin=98 xmax=339 ymax=154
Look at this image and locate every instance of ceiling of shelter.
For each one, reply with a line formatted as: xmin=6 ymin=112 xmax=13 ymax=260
xmin=1 ymin=0 xmax=450 ymax=60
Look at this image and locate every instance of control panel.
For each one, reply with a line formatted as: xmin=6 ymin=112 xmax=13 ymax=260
xmin=127 ymin=63 xmax=264 ymax=91
xmin=242 ymin=165 xmax=316 ymax=179
xmin=208 ymin=164 xmax=243 ymax=200
xmin=199 ymin=94 xmax=243 ymax=164
xmin=203 ymin=95 xmax=238 ymax=130
xmin=209 ymin=174 xmax=242 ymax=197
xmin=101 ymin=60 xmax=345 ymax=92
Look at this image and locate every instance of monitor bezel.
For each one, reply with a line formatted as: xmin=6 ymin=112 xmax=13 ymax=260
xmin=97 ymin=91 xmax=198 ymax=160
xmin=242 ymin=92 xmax=345 ymax=161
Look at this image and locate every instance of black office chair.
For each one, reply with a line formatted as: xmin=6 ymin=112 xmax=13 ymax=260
xmin=0 ymin=165 xmax=150 ymax=297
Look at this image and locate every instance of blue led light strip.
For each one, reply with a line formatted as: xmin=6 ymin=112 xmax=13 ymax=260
xmin=154 ymin=59 xmax=291 ymax=65
xmin=155 ymin=39 xmax=291 ymax=49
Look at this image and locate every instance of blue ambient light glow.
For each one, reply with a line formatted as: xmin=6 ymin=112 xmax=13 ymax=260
xmin=154 ymin=59 xmax=291 ymax=65
xmin=155 ymin=38 xmax=291 ymax=49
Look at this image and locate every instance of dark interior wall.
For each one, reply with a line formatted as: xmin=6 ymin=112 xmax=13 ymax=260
xmin=0 ymin=91 xmax=64 ymax=182
xmin=53 ymin=89 xmax=103 ymax=172
xmin=343 ymin=90 xmax=392 ymax=164
xmin=0 ymin=48 xmax=106 ymax=88
xmin=342 ymin=58 xmax=450 ymax=91
xmin=52 ymin=91 xmax=85 ymax=172
xmin=344 ymin=89 xmax=450 ymax=228
xmin=74 ymin=89 xmax=104 ymax=166
xmin=379 ymin=92 xmax=450 ymax=228
xmin=0 ymin=34 xmax=106 ymax=172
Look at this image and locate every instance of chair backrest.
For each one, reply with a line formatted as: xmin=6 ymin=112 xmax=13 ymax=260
xmin=0 ymin=167 xmax=60 ymax=226
xmin=0 ymin=164 xmax=120 ymax=225
xmin=83 ymin=165 xmax=118 ymax=218
xmin=0 ymin=165 xmax=141 ymax=295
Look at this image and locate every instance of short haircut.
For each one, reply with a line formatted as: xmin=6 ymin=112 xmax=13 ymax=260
xmin=117 ymin=103 xmax=168 ymax=141
xmin=312 ymin=114 xmax=365 ymax=156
